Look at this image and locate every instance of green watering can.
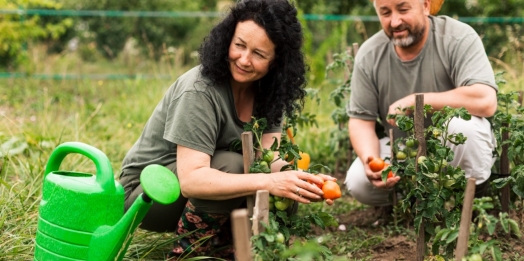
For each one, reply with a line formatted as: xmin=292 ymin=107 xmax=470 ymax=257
xmin=34 ymin=142 xmax=180 ymax=261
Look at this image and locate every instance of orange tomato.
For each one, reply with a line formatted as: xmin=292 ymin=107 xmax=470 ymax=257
xmin=322 ymin=180 xmax=341 ymax=200
xmin=384 ymin=163 xmax=394 ymax=179
xmin=387 ymin=171 xmax=394 ymax=179
xmin=367 ymin=156 xmax=385 ymax=172
xmin=297 ymin=152 xmax=310 ymax=170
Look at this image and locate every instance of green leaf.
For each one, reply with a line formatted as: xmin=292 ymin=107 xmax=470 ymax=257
xmin=422 ymin=172 xmax=438 ymax=179
xmin=508 ymin=219 xmax=522 ymax=238
xmin=486 ymin=216 xmax=498 ymax=235
xmin=445 ymin=230 xmax=459 ymax=244
xmin=308 ymin=163 xmax=330 ymax=173
xmin=499 ymin=213 xmax=509 ymax=233
xmin=492 ymin=177 xmax=512 ymax=189
xmin=263 ymin=234 xmax=275 ymax=242
xmin=491 ymin=246 xmax=503 ymax=261
xmin=512 ymin=185 xmax=524 ymax=198
xmin=270 ymin=137 xmax=279 ymax=151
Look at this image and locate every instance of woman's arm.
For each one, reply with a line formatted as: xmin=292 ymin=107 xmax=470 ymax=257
xmin=176 ymin=145 xmax=326 ymax=203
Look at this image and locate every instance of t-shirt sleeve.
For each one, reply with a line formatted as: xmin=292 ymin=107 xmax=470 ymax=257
xmin=265 ymin=118 xmax=283 ymax=134
xmin=346 ymin=61 xmax=380 ymax=121
xmin=451 ymin=33 xmax=498 ymax=91
xmin=164 ymin=90 xmax=218 ymax=156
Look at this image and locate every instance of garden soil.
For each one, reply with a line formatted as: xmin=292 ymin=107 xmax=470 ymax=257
xmin=322 ymin=173 xmax=524 ymax=260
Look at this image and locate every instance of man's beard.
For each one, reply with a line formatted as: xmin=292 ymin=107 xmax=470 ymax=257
xmin=388 ymin=23 xmax=426 ymax=48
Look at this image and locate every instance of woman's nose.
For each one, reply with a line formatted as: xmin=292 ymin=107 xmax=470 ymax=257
xmin=238 ymin=51 xmax=251 ymax=66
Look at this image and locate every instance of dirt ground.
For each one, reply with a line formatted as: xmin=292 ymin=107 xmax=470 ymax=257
xmin=329 ymin=197 xmax=524 ymax=260
xmin=336 ymin=206 xmax=417 ymax=260
xmin=318 ymin=169 xmax=524 ymax=260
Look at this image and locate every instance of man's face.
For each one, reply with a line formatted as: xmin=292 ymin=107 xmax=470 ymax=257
xmin=374 ymin=0 xmax=429 ymax=47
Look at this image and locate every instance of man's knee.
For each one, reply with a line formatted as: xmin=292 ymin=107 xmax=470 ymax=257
xmin=345 ymin=164 xmax=390 ymax=206
xmin=447 ymin=117 xmax=494 ymax=145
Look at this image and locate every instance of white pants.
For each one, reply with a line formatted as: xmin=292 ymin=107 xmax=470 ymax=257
xmin=344 ymin=116 xmax=497 ymax=206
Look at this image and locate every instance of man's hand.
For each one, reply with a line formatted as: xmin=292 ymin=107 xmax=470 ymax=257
xmin=364 ymin=161 xmax=400 ymax=189
xmin=387 ymin=94 xmax=415 ymax=126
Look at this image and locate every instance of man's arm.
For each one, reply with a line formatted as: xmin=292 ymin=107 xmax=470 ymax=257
xmin=349 ymin=118 xmax=400 ymax=189
xmin=349 ymin=118 xmax=380 ymax=163
xmin=387 ymin=83 xmax=497 ymax=126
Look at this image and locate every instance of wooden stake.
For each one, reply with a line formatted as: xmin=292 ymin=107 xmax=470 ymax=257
xmin=414 ymin=94 xmax=427 ymax=261
xmin=455 ymin=178 xmax=477 ymax=260
xmin=231 ymin=209 xmax=253 ymax=261
xmin=389 ymin=128 xmax=398 ymax=227
xmin=252 ymin=190 xmax=269 ymax=235
xmin=500 ymin=122 xmax=510 ymax=215
xmin=242 ymin=132 xmax=255 ymax=217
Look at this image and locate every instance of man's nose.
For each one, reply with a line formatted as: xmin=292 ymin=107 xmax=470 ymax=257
xmin=390 ymin=13 xmax=403 ymax=29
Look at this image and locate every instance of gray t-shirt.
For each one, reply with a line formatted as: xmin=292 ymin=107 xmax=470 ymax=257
xmin=347 ymin=16 xmax=498 ymax=138
xmin=122 ymin=65 xmax=281 ymax=171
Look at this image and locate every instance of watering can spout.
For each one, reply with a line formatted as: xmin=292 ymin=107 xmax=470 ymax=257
xmin=87 ymin=194 xmax=152 ymax=261
xmin=87 ymin=164 xmax=180 ymax=261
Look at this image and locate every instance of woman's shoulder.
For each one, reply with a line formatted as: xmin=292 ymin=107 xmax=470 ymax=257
xmin=166 ymin=65 xmax=226 ymax=99
xmin=167 ymin=65 xmax=208 ymax=92
xmin=174 ymin=65 xmax=205 ymax=87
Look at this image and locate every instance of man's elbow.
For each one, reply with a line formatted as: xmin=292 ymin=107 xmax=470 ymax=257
xmin=479 ymin=93 xmax=498 ymax=117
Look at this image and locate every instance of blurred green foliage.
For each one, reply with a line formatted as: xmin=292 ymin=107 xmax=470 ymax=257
xmin=3 ymin=0 xmax=524 ymax=76
xmin=0 ymin=0 xmax=73 ymax=70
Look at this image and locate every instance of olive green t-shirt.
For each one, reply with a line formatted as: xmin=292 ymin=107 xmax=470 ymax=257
xmin=347 ymin=16 xmax=498 ymax=138
xmin=122 ymin=65 xmax=281 ymax=171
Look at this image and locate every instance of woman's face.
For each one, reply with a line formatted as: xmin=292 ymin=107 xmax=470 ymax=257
xmin=228 ymin=20 xmax=275 ymax=88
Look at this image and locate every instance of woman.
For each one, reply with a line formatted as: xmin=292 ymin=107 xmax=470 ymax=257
xmin=119 ymin=0 xmax=334 ymax=259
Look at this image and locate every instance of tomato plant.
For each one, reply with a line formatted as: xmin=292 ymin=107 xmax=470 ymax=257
xmin=244 ymin=117 xmax=337 ymax=260
xmin=490 ymin=91 xmax=524 ymax=198
xmin=388 ymin=104 xmax=522 ymax=259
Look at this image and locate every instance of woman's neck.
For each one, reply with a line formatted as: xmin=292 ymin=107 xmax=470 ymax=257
xmin=231 ymin=81 xmax=255 ymax=122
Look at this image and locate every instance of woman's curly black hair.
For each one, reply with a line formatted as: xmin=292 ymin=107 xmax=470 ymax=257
xmin=198 ymin=0 xmax=307 ymax=127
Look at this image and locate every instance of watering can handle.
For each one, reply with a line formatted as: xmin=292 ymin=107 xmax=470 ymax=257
xmin=44 ymin=141 xmax=116 ymax=193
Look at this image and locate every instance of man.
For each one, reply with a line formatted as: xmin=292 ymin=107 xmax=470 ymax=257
xmin=344 ymin=0 xmax=498 ymax=207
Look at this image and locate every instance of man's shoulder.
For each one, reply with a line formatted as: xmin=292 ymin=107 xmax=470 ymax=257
xmin=431 ymin=15 xmax=478 ymax=39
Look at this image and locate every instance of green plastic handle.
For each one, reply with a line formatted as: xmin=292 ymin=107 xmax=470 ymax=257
xmin=44 ymin=142 xmax=115 ymax=193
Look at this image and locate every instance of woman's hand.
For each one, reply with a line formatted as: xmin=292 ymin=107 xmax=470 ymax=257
xmin=267 ymin=171 xmax=336 ymax=204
